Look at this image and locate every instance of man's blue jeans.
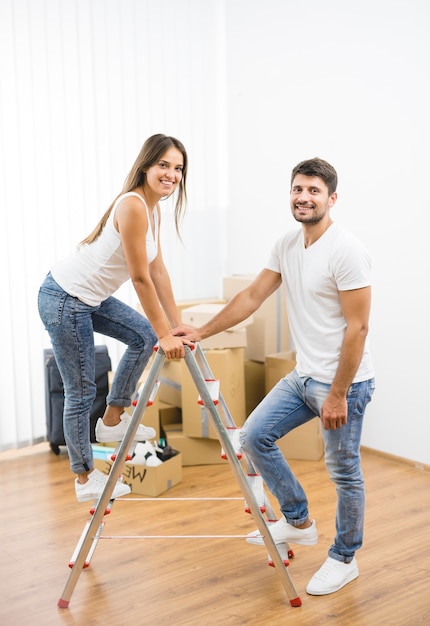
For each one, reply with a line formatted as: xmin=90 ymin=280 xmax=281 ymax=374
xmin=38 ymin=272 xmax=157 ymax=473
xmin=240 ymin=369 xmax=375 ymax=562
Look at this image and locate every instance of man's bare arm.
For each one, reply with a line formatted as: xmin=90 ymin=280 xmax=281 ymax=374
xmin=321 ymin=286 xmax=371 ymax=429
xmin=172 ymin=269 xmax=282 ymax=342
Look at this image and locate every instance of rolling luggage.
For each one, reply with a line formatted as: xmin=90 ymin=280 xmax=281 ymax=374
xmin=44 ymin=345 xmax=112 ymax=455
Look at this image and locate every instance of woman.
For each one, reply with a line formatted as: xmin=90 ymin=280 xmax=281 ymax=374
xmin=38 ymin=134 xmax=191 ymax=502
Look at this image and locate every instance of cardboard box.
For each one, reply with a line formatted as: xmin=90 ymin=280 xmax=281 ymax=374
xmin=175 ymin=298 xmax=226 ymax=315
xmin=223 ymin=275 xmax=290 ymax=362
xmin=181 ymin=303 xmax=253 ymax=350
xmin=244 ymin=359 xmax=266 ymax=415
xmin=92 ymin=445 xmax=182 ymax=496
xmin=136 ymin=298 xmax=226 ymax=320
xmin=181 ymin=303 xmax=252 ymax=330
xmin=159 ymin=401 xmax=182 ymax=430
xmin=277 ymin=417 xmax=323 ymax=461
xmin=265 ymin=351 xmax=297 ymax=392
xmin=123 ymin=400 xmax=160 ymax=440
xmin=265 ymin=351 xmax=324 ymax=461
xmin=186 ymin=328 xmax=248 ymax=350
xmin=181 ymin=348 xmax=246 ymax=439
xmin=158 ymin=358 xmax=183 ymax=407
xmin=165 ymin=429 xmax=225 ymax=466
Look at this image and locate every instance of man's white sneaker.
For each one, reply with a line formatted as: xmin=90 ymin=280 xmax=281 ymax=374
xmin=246 ymin=517 xmax=318 ymax=546
xmin=95 ymin=414 xmax=156 ymax=443
xmin=306 ymin=557 xmax=359 ymax=595
xmin=75 ymin=469 xmax=131 ymax=502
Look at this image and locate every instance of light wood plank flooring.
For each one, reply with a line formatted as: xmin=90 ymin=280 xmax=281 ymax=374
xmin=1 ymin=443 xmax=429 ymax=625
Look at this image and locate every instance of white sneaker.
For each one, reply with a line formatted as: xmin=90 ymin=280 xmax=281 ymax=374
xmin=246 ymin=517 xmax=318 ymax=546
xmin=128 ymin=442 xmax=162 ymax=467
xmin=75 ymin=469 xmax=131 ymax=502
xmin=135 ymin=441 xmax=163 ymax=466
xmin=306 ymin=557 xmax=359 ymax=595
xmin=95 ymin=414 xmax=156 ymax=443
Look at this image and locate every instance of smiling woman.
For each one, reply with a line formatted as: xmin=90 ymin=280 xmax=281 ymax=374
xmin=37 ymin=134 xmax=193 ymax=504
xmin=143 ymin=149 xmax=185 ymax=199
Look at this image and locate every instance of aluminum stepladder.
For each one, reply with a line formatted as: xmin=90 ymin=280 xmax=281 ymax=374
xmin=58 ymin=344 xmax=302 ymax=608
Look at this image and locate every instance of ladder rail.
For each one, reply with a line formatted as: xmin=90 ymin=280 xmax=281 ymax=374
xmin=58 ymin=348 xmax=165 ymax=608
xmin=193 ymin=345 xmax=236 ymax=429
xmin=192 ymin=346 xmax=284 ymax=521
xmin=184 ymin=346 xmax=300 ymax=604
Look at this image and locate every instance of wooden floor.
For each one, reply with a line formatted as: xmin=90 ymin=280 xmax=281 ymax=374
xmin=1 ymin=443 xmax=429 ymax=626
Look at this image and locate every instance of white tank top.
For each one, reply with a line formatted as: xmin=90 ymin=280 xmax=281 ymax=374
xmin=51 ymin=192 xmax=159 ymax=306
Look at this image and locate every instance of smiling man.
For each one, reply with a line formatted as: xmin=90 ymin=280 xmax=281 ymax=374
xmin=174 ymin=157 xmax=375 ymax=596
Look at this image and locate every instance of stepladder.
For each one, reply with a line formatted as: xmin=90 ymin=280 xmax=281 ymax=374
xmin=58 ymin=344 xmax=302 ymax=609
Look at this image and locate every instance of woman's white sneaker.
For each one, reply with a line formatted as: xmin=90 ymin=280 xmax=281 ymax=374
xmin=75 ymin=469 xmax=131 ymax=502
xmin=95 ymin=414 xmax=156 ymax=443
xmin=306 ymin=557 xmax=359 ymax=595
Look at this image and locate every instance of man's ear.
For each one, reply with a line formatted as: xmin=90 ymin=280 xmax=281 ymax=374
xmin=328 ymin=191 xmax=338 ymax=208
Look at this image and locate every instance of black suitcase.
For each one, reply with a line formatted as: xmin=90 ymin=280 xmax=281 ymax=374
xmin=44 ymin=345 xmax=112 ymax=455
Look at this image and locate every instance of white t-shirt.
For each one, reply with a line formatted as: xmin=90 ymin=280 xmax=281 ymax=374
xmin=51 ymin=192 xmax=158 ymax=306
xmin=266 ymin=223 xmax=374 ymax=384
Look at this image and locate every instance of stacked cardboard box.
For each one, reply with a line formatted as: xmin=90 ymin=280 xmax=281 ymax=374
xmin=181 ymin=347 xmax=246 ymax=438
xmin=131 ymin=282 xmax=323 ymax=465
xmin=158 ymin=347 xmax=246 ymax=465
xmin=222 ymin=275 xmax=290 ymax=362
xmin=181 ymin=302 xmax=253 ymax=350
xmin=147 ymin=302 xmax=250 ymax=465
xmin=244 ymin=359 xmax=266 ymax=415
xmin=164 ymin=430 xmax=223 ymax=466
xmin=265 ymin=351 xmax=324 ymax=461
xmin=158 ymin=358 xmax=182 ymax=408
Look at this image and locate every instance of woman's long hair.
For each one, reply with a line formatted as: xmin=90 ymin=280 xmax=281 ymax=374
xmin=80 ymin=134 xmax=188 ymax=245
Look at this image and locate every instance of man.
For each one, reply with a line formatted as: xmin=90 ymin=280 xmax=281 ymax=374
xmin=174 ymin=157 xmax=375 ymax=595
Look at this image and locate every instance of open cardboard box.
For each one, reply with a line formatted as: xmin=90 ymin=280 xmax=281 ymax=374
xmin=92 ymin=445 xmax=182 ymax=496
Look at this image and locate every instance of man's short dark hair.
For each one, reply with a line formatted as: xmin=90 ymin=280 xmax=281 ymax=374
xmin=291 ymin=158 xmax=338 ymax=195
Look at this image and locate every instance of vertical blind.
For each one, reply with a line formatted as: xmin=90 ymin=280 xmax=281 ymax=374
xmin=0 ymin=0 xmax=228 ymax=450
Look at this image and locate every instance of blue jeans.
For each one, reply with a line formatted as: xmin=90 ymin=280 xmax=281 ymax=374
xmin=240 ymin=369 xmax=375 ymax=562
xmin=38 ymin=272 xmax=157 ymax=473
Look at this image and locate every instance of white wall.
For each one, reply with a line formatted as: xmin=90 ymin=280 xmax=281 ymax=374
xmin=1 ymin=0 xmax=429 ymax=466
xmin=223 ymin=0 xmax=430 ymax=465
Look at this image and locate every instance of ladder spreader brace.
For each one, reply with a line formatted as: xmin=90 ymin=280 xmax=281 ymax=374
xmin=58 ymin=344 xmax=302 ymax=608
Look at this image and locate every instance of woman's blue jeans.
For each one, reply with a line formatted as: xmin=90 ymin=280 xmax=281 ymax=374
xmin=38 ymin=272 xmax=157 ymax=473
xmin=240 ymin=369 xmax=375 ymax=562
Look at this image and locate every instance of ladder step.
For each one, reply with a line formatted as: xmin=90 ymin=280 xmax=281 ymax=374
xmin=267 ymin=541 xmax=291 ymax=567
xmin=111 ymin=441 xmax=137 ymax=462
xmin=132 ymin=379 xmax=160 ymax=407
xmin=265 ymin=519 xmax=291 ymax=567
xmin=244 ymin=473 xmax=266 ymax=513
xmin=69 ymin=497 xmax=115 ymax=568
xmin=89 ymin=498 xmax=115 ymax=516
xmin=221 ymin=427 xmax=242 ymax=459
xmin=68 ymin=520 xmax=106 ymax=569
xmin=197 ymin=379 xmax=220 ymax=405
